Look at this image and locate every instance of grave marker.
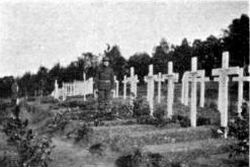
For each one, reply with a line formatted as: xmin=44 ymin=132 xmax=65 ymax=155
xmin=212 ymin=52 xmax=240 ymax=133
xmin=233 ymin=67 xmax=250 ymax=114
xmin=144 ymin=65 xmax=155 ymax=116
xmin=127 ymin=67 xmax=139 ymax=97
xmin=123 ymin=76 xmax=128 ymax=99
xmin=181 ymin=71 xmax=190 ymax=105
xmin=181 ymin=71 xmax=209 ymax=107
xmin=154 ymin=72 xmax=165 ymax=103
xmin=114 ymin=76 xmax=119 ymax=98
xmin=162 ymin=62 xmax=179 ymax=118
xmin=189 ymin=57 xmax=200 ymax=127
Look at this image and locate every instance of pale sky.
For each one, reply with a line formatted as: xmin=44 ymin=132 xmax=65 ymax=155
xmin=0 ymin=0 xmax=248 ymax=77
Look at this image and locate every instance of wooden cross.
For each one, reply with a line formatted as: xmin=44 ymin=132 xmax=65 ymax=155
xmin=113 ymin=76 xmax=119 ymax=98
xmin=122 ymin=75 xmax=129 ymax=99
xmin=154 ymin=72 xmax=165 ymax=103
xmin=212 ymin=52 xmax=240 ymax=130
xmin=233 ymin=66 xmax=250 ymax=114
xmin=127 ymin=67 xmax=139 ymax=97
xmin=189 ymin=57 xmax=201 ymax=127
xmin=144 ymin=64 xmax=155 ymax=116
xmin=196 ymin=73 xmax=209 ymax=107
xmin=162 ymin=62 xmax=179 ymax=118
xmin=181 ymin=71 xmax=190 ymax=105
xmin=83 ymin=72 xmax=86 ymax=81
xmin=181 ymin=71 xmax=209 ymax=107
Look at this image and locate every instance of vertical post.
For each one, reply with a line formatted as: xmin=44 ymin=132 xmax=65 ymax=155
xmin=237 ymin=69 xmax=243 ymax=114
xmin=123 ymin=76 xmax=127 ymax=100
xmin=83 ymin=72 xmax=86 ymax=81
xmin=199 ymin=80 xmax=205 ymax=107
xmin=166 ymin=62 xmax=175 ymax=118
xmin=191 ymin=57 xmax=197 ymax=127
xmin=148 ymin=65 xmax=154 ymax=116
xmin=157 ymin=73 xmax=162 ymax=103
xmin=181 ymin=74 xmax=186 ymax=104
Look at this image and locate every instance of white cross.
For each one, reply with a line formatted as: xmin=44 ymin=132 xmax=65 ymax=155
xmin=181 ymin=71 xmax=190 ymax=105
xmin=112 ymin=76 xmax=119 ymax=98
xmin=144 ymin=64 xmax=155 ymax=116
xmin=122 ymin=75 xmax=129 ymax=99
xmin=212 ymin=52 xmax=240 ymax=129
xmin=154 ymin=72 xmax=165 ymax=103
xmin=162 ymin=61 xmax=179 ymax=118
xmin=188 ymin=57 xmax=204 ymax=127
xmin=127 ymin=67 xmax=139 ymax=97
xmin=232 ymin=66 xmax=250 ymax=114
xmin=182 ymin=71 xmax=209 ymax=107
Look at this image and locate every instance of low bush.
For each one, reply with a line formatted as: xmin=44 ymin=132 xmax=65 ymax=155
xmin=26 ymin=96 xmax=36 ymax=102
xmin=115 ymin=149 xmax=165 ymax=167
xmin=40 ymin=96 xmax=58 ymax=104
xmin=2 ymin=105 xmax=54 ymax=167
xmin=111 ymin=100 xmax=133 ymax=119
xmin=228 ymin=102 xmax=249 ymax=157
xmin=133 ymin=96 xmax=150 ymax=118
xmin=88 ymin=143 xmax=106 ymax=156
xmin=74 ymin=122 xmax=93 ymax=143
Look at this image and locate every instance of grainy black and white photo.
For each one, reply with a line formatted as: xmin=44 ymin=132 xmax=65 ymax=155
xmin=0 ymin=0 xmax=249 ymax=166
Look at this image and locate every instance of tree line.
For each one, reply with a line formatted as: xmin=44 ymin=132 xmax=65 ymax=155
xmin=0 ymin=14 xmax=249 ymax=97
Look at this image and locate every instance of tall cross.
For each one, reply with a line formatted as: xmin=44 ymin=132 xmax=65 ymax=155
xmin=144 ymin=64 xmax=155 ymax=116
xmin=122 ymin=75 xmax=129 ymax=99
xmin=114 ymin=76 xmax=119 ymax=98
xmin=162 ymin=62 xmax=179 ymax=118
xmin=154 ymin=72 xmax=165 ymax=103
xmin=181 ymin=71 xmax=209 ymax=107
xmin=83 ymin=72 xmax=86 ymax=81
xmin=127 ymin=67 xmax=139 ymax=97
xmin=189 ymin=57 xmax=205 ymax=127
xmin=181 ymin=71 xmax=190 ymax=105
xmin=196 ymin=72 xmax=209 ymax=107
xmin=232 ymin=66 xmax=250 ymax=114
xmin=212 ymin=52 xmax=240 ymax=130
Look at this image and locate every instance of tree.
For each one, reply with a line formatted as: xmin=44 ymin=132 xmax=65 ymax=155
xmin=223 ymin=14 xmax=249 ymax=68
xmin=152 ymin=38 xmax=171 ymax=74
xmin=128 ymin=52 xmax=151 ymax=82
xmin=171 ymin=38 xmax=192 ymax=80
xmin=104 ymin=45 xmax=128 ymax=81
xmin=192 ymin=36 xmax=222 ymax=76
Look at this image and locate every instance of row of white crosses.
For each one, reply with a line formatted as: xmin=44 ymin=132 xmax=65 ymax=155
xmin=123 ymin=67 xmax=139 ymax=99
xmin=144 ymin=62 xmax=179 ymax=117
xmin=144 ymin=52 xmax=249 ymax=133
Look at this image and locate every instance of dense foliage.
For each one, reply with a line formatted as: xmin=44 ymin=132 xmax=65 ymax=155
xmin=2 ymin=105 xmax=54 ymax=167
xmin=228 ymin=102 xmax=249 ymax=157
xmin=0 ymin=14 xmax=248 ymax=97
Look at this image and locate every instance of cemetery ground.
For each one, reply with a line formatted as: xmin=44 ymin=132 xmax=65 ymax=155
xmin=0 ymin=83 xmax=249 ymax=167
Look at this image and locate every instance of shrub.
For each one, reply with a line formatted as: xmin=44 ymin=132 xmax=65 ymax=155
xmin=40 ymin=96 xmax=58 ymax=104
xmin=115 ymin=149 xmax=164 ymax=167
xmin=133 ymin=96 xmax=150 ymax=118
xmin=228 ymin=102 xmax=249 ymax=157
xmin=111 ymin=100 xmax=133 ymax=119
xmin=2 ymin=104 xmax=54 ymax=167
xmin=74 ymin=122 xmax=93 ymax=143
xmin=136 ymin=115 xmax=158 ymax=125
xmin=88 ymin=143 xmax=106 ymax=156
xmin=172 ymin=115 xmax=190 ymax=127
xmin=115 ymin=149 xmax=143 ymax=167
